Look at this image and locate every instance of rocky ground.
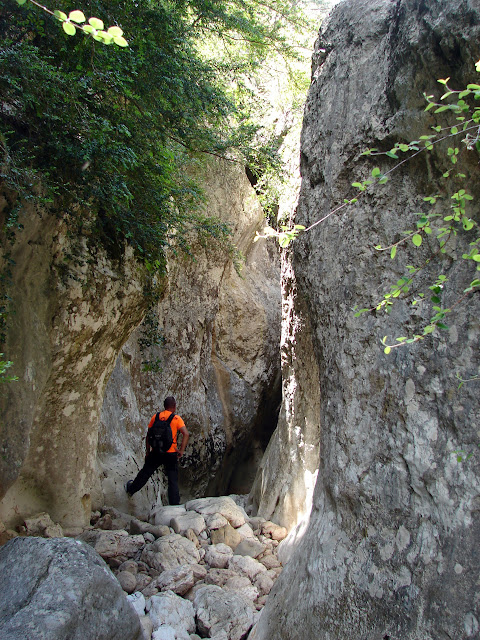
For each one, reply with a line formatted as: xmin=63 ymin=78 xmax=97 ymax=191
xmin=0 ymin=495 xmax=287 ymax=640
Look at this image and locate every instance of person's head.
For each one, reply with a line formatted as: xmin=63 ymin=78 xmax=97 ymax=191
xmin=164 ymin=396 xmax=176 ymax=411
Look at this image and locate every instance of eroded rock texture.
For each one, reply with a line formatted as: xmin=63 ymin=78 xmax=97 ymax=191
xmin=0 ymin=200 xmax=148 ymax=528
xmin=97 ymin=158 xmax=281 ymax=517
xmin=252 ymin=1 xmax=480 ymax=638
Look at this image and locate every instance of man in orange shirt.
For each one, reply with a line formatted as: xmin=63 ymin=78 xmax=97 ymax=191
xmin=125 ymin=396 xmax=189 ymax=505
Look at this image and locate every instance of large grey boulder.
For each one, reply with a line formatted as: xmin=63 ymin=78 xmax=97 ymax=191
xmin=0 ymin=537 xmax=143 ymax=640
xmin=251 ymin=0 xmax=480 ymax=639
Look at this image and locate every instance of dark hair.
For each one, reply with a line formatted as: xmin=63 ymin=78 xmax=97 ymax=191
xmin=164 ymin=396 xmax=176 ymax=410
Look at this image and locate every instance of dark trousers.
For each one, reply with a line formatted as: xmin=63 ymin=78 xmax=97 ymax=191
xmin=129 ymin=452 xmax=180 ymax=505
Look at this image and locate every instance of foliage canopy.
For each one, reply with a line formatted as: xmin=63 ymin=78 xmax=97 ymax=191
xmin=0 ymin=0 xmax=310 ymax=269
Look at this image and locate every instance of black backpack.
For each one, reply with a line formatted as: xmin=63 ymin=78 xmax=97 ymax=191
xmin=148 ymin=412 xmax=175 ymax=454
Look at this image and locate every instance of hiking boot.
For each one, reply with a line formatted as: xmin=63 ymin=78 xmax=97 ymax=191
xmin=125 ymin=480 xmax=134 ymax=496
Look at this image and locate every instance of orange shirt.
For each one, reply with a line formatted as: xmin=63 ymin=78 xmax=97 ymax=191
xmin=148 ymin=410 xmax=185 ymax=453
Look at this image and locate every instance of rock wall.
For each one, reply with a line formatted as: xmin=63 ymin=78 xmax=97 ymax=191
xmin=252 ymin=1 xmax=480 ymax=638
xmin=1 ymin=157 xmax=281 ymax=529
xmin=0 ymin=197 xmax=149 ymax=528
xmin=97 ymin=158 xmax=281 ymax=519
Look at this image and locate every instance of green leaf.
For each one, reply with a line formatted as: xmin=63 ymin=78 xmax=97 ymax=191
xmin=114 ymin=36 xmax=129 ymax=47
xmin=436 ymin=322 xmax=449 ymax=330
xmin=108 ymin=26 xmax=124 ymax=37
xmin=54 ymin=10 xmax=68 ymax=21
xmin=378 ymin=176 xmax=389 ymax=184
xmin=412 ymin=234 xmax=422 ymax=247
xmin=15 ymin=0 xmax=28 ymax=5
xmin=384 ymin=347 xmax=391 ymax=355
xmin=473 ymin=255 xmax=480 ymax=262
xmin=89 ymin=17 xmax=104 ymax=30
xmin=372 ymin=167 xmax=381 ymax=177
xmin=69 ymin=10 xmax=86 ymax=23
xmin=386 ymin=151 xmax=398 ymax=159
xmin=98 ymin=31 xmax=114 ymax=44
xmin=62 ymin=21 xmax=77 ymax=36
xmin=390 ymin=245 xmax=397 ymax=259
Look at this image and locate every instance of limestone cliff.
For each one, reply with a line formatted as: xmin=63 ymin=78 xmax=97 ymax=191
xmin=0 ymin=158 xmax=281 ymax=529
xmin=252 ymin=1 xmax=480 ymax=638
xmin=95 ymin=158 xmax=281 ymax=520
xmin=0 ymin=197 xmax=149 ymax=528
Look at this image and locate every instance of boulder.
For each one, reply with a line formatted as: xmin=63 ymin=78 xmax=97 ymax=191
xmin=223 ymin=576 xmax=259 ymax=603
xmin=116 ymin=571 xmax=138 ymax=594
xmin=127 ymin=591 xmax=146 ymax=616
xmin=170 ymin=512 xmax=206 ymax=537
xmin=0 ymin=537 xmax=143 ymax=639
xmin=129 ymin=518 xmax=170 ymax=538
xmin=147 ymin=591 xmax=196 ymax=635
xmin=152 ymin=505 xmax=186 ymax=527
xmin=234 ymin=538 xmax=265 ymax=559
xmin=23 ymin=512 xmax=64 ymax=538
xmin=204 ymin=513 xmax=228 ymax=530
xmin=210 ymin=523 xmax=242 ymax=551
xmin=203 ymin=568 xmax=239 ymax=587
xmin=260 ymin=521 xmax=287 ymax=542
xmin=185 ymin=497 xmax=246 ymax=528
xmin=193 ymin=585 xmax=256 ymax=640
xmin=155 ymin=565 xmax=195 ymax=596
xmin=228 ymin=555 xmax=268 ymax=582
xmin=141 ymin=534 xmax=200 ymax=572
xmin=204 ymin=543 xmax=234 ymax=569
xmin=79 ymin=529 xmax=145 ymax=559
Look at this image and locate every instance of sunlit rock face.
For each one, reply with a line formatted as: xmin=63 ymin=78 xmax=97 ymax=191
xmin=98 ymin=158 xmax=281 ymax=519
xmin=251 ymin=1 xmax=480 ymax=639
xmin=0 ymin=199 xmax=148 ymax=528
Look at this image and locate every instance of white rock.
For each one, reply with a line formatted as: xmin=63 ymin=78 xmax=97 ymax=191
xmin=170 ymin=512 xmax=206 ymax=536
xmin=152 ymin=625 xmax=176 ymax=640
xmin=228 ymin=555 xmax=268 ymax=581
xmin=190 ymin=563 xmax=208 ymax=581
xmin=152 ymin=625 xmax=190 ymax=640
xmin=147 ymin=590 xmax=196 ymax=634
xmin=193 ymin=585 xmax=256 ymax=640
xmin=204 ymin=543 xmax=234 ymax=569
xmin=127 ymin=591 xmax=146 ymax=616
xmin=155 ymin=565 xmax=195 ymax=595
xmin=235 ymin=523 xmax=255 ymax=539
xmin=24 ymin=512 xmax=64 ymax=538
xmin=234 ymin=538 xmax=266 ymax=559
xmin=224 ymin=576 xmax=259 ymax=602
xmin=141 ymin=534 xmax=201 ymax=572
xmin=185 ymin=497 xmax=246 ymax=528
xmin=203 ymin=568 xmax=238 ymax=587
xmin=259 ymin=554 xmax=281 ymax=570
xmin=254 ymin=573 xmax=274 ymax=596
xmin=260 ymin=521 xmax=287 ymax=541
xmin=79 ymin=529 xmax=145 ymax=559
xmin=152 ymin=505 xmax=187 ymax=527
xmin=204 ymin=513 xmax=228 ymax=530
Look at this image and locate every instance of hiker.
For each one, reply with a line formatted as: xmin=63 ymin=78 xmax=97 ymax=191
xmin=125 ymin=396 xmax=189 ymax=505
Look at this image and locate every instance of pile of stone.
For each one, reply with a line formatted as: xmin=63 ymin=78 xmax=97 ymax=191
xmin=0 ymin=496 xmax=287 ymax=639
xmin=80 ymin=496 xmax=287 ymax=640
